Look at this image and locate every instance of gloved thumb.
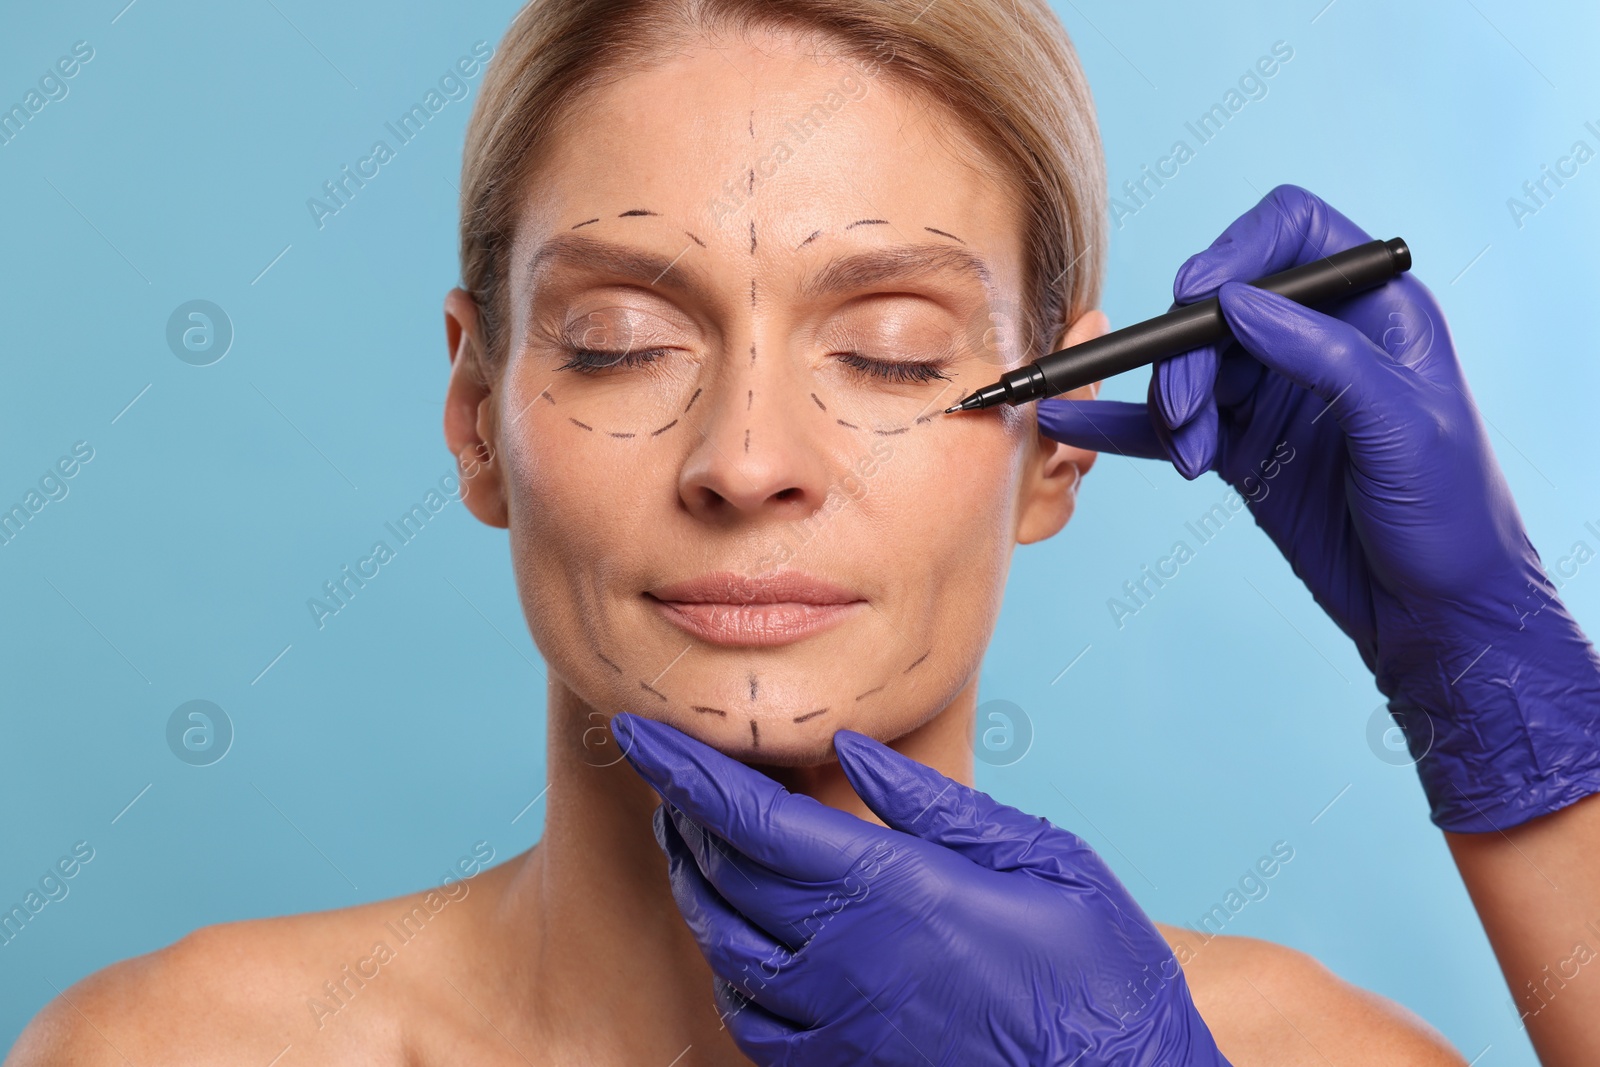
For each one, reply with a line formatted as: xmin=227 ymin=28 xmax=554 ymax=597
xmin=833 ymin=730 xmax=1067 ymax=874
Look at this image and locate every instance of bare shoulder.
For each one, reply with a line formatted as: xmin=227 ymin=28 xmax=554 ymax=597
xmin=3 ymin=878 xmax=496 ymax=1067
xmin=1153 ymin=923 xmax=1466 ymax=1066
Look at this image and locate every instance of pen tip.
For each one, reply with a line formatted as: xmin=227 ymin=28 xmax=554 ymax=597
xmin=943 ymin=402 xmax=963 ymax=414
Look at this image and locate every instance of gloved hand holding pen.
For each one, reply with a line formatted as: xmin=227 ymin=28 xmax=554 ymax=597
xmin=610 ymin=711 xmax=1233 ymax=1067
xmin=1039 ymin=183 xmax=1600 ymax=835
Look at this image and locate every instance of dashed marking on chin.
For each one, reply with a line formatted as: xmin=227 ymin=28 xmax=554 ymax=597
xmin=854 ymin=684 xmax=885 ymax=701
xmin=792 ymin=707 xmax=829 ymax=724
xmin=749 ymin=673 xmax=758 ymax=701
xmin=597 ymin=651 xmax=623 ymax=674
xmin=639 ymin=680 xmax=669 ymax=702
xmin=692 ymin=705 xmax=728 ymax=717
xmin=903 ymin=650 xmax=930 ymax=673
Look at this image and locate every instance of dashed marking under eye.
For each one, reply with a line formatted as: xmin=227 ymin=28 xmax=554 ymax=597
xmin=836 ymin=419 xmax=860 ymax=430
xmin=570 ymin=418 xmax=594 ymax=431
xmin=792 ymin=707 xmax=829 ymax=724
xmin=571 ymin=218 xmax=600 ymax=229
xmin=845 ymin=218 xmax=888 ymax=229
xmin=692 ymin=705 xmax=728 ymax=717
xmin=684 ymin=388 xmax=703 ymax=413
xmin=874 ymin=427 xmax=908 ymax=436
xmin=924 ymin=226 xmax=965 ymax=244
xmin=650 ymin=419 xmax=679 ymax=436
xmin=619 ymin=208 xmax=659 ymax=217
xmin=639 ymin=680 xmax=669 ymax=701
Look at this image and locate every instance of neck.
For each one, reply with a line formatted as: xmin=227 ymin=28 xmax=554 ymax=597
xmin=489 ymin=676 xmax=978 ymax=1058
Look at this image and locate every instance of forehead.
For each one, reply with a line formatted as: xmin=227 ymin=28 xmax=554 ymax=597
xmin=510 ymin=29 xmax=1027 ymax=289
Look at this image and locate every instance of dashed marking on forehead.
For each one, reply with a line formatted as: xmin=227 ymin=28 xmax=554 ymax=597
xmin=924 ymin=226 xmax=966 ymax=244
xmin=685 ymin=231 xmax=706 ymax=248
xmin=798 ymin=230 xmax=822 ymax=249
xmin=619 ymin=208 xmax=659 ymax=217
xmin=845 ymin=219 xmax=888 ymax=230
xmin=571 ymin=218 xmax=601 ymax=229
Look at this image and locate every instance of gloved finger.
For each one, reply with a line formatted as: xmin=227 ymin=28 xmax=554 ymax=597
xmin=668 ymin=804 xmax=891 ymax=959
xmin=654 ymin=805 xmax=823 ymax=1022
xmin=716 ymin=977 xmax=811 ymax=1064
xmin=1173 ymin=183 xmax=1375 ymax=304
xmin=1153 ymin=343 xmax=1219 ymax=431
xmin=1036 ymin=397 xmax=1167 ymax=459
xmin=1148 ymin=361 xmax=1221 ymax=479
xmin=833 ymin=730 xmax=1098 ymax=886
xmin=613 ymin=712 xmax=879 ymax=882
xmin=1216 ymin=281 xmax=1413 ymax=438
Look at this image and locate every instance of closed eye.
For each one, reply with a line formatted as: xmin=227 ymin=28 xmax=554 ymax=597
xmin=555 ymin=346 xmax=670 ymax=373
xmin=835 ymin=352 xmax=953 ymax=384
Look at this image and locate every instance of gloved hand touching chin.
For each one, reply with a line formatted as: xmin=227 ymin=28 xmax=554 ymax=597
xmin=611 ymin=711 xmax=1232 ymax=1067
xmin=1039 ymin=183 xmax=1600 ymax=833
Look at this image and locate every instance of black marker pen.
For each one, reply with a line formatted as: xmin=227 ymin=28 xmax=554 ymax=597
xmin=944 ymin=237 xmax=1411 ymax=413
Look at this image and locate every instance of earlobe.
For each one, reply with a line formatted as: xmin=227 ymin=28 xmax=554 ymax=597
xmin=443 ymin=288 xmax=510 ymax=529
xmin=1015 ymin=308 xmax=1109 ymax=545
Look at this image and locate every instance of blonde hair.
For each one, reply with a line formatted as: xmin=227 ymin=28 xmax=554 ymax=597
xmin=458 ymin=0 xmax=1106 ymax=373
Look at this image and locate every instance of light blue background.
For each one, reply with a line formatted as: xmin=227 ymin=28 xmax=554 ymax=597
xmin=3 ymin=0 xmax=1596 ymax=1059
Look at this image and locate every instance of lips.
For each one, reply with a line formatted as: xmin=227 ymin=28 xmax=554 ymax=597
xmin=646 ymin=571 xmax=867 ymax=647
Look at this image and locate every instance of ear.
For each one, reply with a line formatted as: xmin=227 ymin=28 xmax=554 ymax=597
xmin=1015 ymin=308 xmax=1109 ymax=546
xmin=444 ymin=288 xmax=509 ymax=528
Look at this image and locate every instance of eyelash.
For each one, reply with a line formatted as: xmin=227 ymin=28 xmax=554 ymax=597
xmin=556 ymin=346 xmax=670 ymax=373
xmin=836 ymin=352 xmax=953 ymax=384
xmin=555 ymin=345 xmax=952 ymax=384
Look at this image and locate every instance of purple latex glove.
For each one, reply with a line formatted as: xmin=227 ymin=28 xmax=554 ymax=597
xmin=1039 ymin=183 xmax=1600 ymax=832
xmin=611 ymin=711 xmax=1231 ymax=1067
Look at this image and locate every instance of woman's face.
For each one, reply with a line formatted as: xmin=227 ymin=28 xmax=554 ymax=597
xmin=445 ymin=29 xmax=1095 ymax=765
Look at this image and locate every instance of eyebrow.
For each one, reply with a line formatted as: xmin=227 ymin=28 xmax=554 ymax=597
xmin=525 ymin=233 xmax=994 ymax=303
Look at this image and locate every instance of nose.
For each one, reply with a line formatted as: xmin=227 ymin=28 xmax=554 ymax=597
xmin=676 ymin=334 xmax=843 ymax=525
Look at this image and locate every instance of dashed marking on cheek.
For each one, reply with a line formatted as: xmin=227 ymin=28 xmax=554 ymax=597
xmin=684 ymin=388 xmax=703 ymax=413
xmin=750 ymin=342 xmax=757 ymax=366
xmin=750 ymin=720 xmax=760 ymax=747
xmin=903 ymin=650 xmax=930 ymax=673
xmin=639 ymin=680 xmax=669 ymax=702
xmin=845 ymin=218 xmax=888 ymax=230
xmin=749 ymin=220 xmax=757 ymax=254
xmin=798 ymin=230 xmax=822 ymax=249
xmin=608 ymin=431 xmax=635 ymax=439
xmin=810 ymin=393 xmax=827 ymax=411
xmin=854 ymin=684 xmax=885 ymax=701
xmin=691 ymin=705 xmax=728 ymax=717
xmin=915 ymin=414 xmax=935 ymax=424
xmin=597 ymin=651 xmax=624 ymax=674
xmin=539 ymin=389 xmax=556 ymax=405
xmin=619 ymin=208 xmax=659 ymax=217
xmin=791 ymin=707 xmax=829 ymax=724
xmin=747 ymin=389 xmax=753 ymax=411
xmin=835 ymin=419 xmax=860 ymax=430
xmin=750 ymin=278 xmax=756 ymax=307
xmin=685 ymin=231 xmax=706 ymax=248
xmin=569 ymin=417 xmax=594 ymax=431
xmin=650 ymin=419 xmax=679 ymax=436
xmin=924 ymin=226 xmax=965 ymax=244
xmin=873 ymin=427 xmax=908 ymax=436
xmin=744 ymin=428 xmax=750 ymax=453
xmin=571 ymin=218 xmax=601 ymax=229
xmin=747 ymin=168 xmax=754 ymax=196
xmin=748 ymin=110 xmax=754 ymax=138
